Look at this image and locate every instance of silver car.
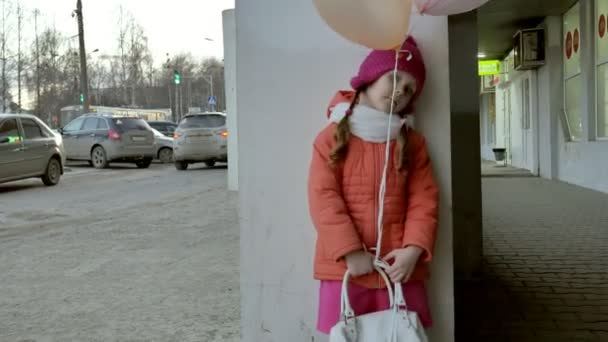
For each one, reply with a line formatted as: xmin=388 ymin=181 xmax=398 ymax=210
xmin=59 ymin=114 xmax=155 ymax=169
xmin=151 ymin=127 xmax=174 ymax=163
xmin=0 ymin=114 xmax=66 ymax=186
xmin=173 ymin=113 xmax=228 ymax=170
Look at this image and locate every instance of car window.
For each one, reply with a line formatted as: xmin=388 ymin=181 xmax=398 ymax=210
xmin=150 ymin=128 xmax=165 ymax=138
xmin=21 ymin=119 xmax=45 ymax=140
xmin=97 ymin=119 xmax=109 ymax=130
xmin=112 ymin=118 xmax=150 ymax=132
xmin=63 ymin=117 xmax=85 ymax=132
xmin=179 ymin=115 xmax=226 ymax=128
xmin=0 ymin=119 xmax=21 ymax=143
xmin=82 ymin=118 xmax=99 ymax=131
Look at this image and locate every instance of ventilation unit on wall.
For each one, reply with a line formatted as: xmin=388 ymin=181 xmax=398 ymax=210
xmin=513 ymin=28 xmax=545 ymax=70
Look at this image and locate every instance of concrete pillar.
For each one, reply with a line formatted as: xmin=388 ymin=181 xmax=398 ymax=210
xmin=580 ymin=0 xmax=595 ymax=141
xmin=449 ymin=12 xmax=483 ymax=281
xmin=223 ymin=9 xmax=239 ymax=191
xmin=236 ymin=1 xmax=454 ymax=340
xmin=538 ymin=17 xmax=563 ymax=180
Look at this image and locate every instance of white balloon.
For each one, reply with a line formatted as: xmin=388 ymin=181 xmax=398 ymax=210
xmin=415 ymin=0 xmax=490 ymax=16
xmin=313 ymin=0 xmax=414 ymax=50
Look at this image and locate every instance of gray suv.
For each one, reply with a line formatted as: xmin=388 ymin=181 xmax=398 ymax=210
xmin=59 ymin=114 xmax=155 ymax=169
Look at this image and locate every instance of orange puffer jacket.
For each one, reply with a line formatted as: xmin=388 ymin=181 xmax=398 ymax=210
xmin=308 ymin=92 xmax=439 ymax=289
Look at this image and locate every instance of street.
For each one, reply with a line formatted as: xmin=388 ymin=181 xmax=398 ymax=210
xmin=0 ymin=163 xmax=239 ymax=342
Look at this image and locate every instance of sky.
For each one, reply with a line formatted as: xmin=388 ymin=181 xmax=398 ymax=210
xmin=18 ymin=0 xmax=235 ymax=65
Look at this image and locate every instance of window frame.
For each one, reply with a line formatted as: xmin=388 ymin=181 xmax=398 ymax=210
xmin=63 ymin=117 xmax=86 ymax=133
xmin=0 ymin=118 xmax=23 ymax=144
xmin=595 ymin=0 xmax=608 ymax=140
xmin=82 ymin=117 xmax=99 ymax=131
xmin=20 ymin=118 xmax=46 ymax=140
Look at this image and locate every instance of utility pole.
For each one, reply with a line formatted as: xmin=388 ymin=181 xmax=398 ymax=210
xmin=165 ymin=54 xmax=174 ymax=122
xmin=179 ymin=81 xmax=183 ymax=119
xmin=210 ymin=74 xmax=214 ymax=112
xmin=175 ymin=82 xmax=179 ymax=121
xmin=188 ymin=78 xmax=192 ymax=111
xmin=202 ymin=73 xmax=215 ymax=112
xmin=34 ymin=9 xmax=41 ymax=116
xmin=75 ymin=0 xmax=90 ymax=112
xmin=173 ymin=68 xmax=181 ymax=121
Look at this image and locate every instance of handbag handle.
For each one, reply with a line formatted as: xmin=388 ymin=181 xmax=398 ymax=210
xmin=340 ymin=266 xmax=395 ymax=320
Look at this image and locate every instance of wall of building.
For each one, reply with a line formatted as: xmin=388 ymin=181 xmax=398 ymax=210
xmin=236 ymin=0 xmax=455 ymax=340
xmin=223 ymin=9 xmax=239 ymax=191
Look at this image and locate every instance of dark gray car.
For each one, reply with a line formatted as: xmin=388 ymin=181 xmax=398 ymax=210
xmin=148 ymin=121 xmax=177 ymax=137
xmin=151 ymin=127 xmax=174 ymax=163
xmin=60 ymin=114 xmax=155 ymax=169
xmin=0 ymin=114 xmax=66 ymax=186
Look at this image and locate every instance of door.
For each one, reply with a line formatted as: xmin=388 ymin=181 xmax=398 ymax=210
xmin=509 ymin=75 xmax=536 ymax=172
xmin=504 ymin=88 xmax=513 ymax=165
xmin=78 ymin=117 xmax=99 ymax=159
xmin=61 ymin=117 xmax=85 ymax=159
xmin=0 ymin=118 xmax=25 ymax=181
xmin=521 ymin=77 xmax=532 ymax=171
xmin=19 ymin=118 xmax=53 ymax=176
xmin=509 ymin=81 xmax=524 ymax=169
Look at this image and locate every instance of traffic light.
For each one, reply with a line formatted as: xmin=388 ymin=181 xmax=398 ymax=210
xmin=173 ymin=70 xmax=181 ymax=85
xmin=80 ymin=94 xmax=84 ymax=103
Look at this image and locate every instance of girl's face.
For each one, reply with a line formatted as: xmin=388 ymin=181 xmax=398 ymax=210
xmin=360 ymin=70 xmax=417 ymax=114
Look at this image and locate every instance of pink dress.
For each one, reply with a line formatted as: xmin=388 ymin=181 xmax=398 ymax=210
xmin=317 ymin=280 xmax=433 ymax=334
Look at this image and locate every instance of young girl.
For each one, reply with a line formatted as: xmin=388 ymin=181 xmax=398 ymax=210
xmin=307 ymin=36 xmax=439 ymax=334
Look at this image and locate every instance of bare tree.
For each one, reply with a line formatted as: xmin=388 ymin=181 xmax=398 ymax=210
xmin=34 ymin=8 xmax=41 ymax=115
xmin=127 ymin=19 xmax=149 ymax=106
xmin=1 ymin=0 xmax=13 ymax=112
xmin=25 ymin=28 xmax=80 ymax=122
xmin=117 ymin=6 xmax=129 ymax=105
xmin=113 ymin=7 xmax=153 ymax=108
xmin=16 ymin=3 xmax=23 ymax=112
xmin=88 ymin=57 xmax=109 ymax=106
xmin=199 ymin=57 xmax=225 ymax=111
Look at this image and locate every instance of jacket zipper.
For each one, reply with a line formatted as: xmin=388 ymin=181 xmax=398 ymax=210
xmin=373 ymin=144 xmax=380 ymax=289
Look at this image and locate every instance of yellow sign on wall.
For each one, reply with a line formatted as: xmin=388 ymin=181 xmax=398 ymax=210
xmin=478 ymin=60 xmax=501 ymax=76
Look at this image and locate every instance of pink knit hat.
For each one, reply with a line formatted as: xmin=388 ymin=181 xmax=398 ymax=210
xmin=350 ymin=36 xmax=426 ymax=115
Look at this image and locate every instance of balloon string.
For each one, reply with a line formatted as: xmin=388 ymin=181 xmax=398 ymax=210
xmin=374 ymin=47 xmax=401 ymax=269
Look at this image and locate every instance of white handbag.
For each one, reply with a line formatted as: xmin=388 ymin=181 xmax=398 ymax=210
xmin=329 ymin=266 xmax=428 ymax=342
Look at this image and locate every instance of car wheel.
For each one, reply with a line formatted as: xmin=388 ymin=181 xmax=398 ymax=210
xmin=41 ymin=158 xmax=62 ymax=186
xmin=158 ymin=148 xmax=173 ymax=164
xmin=204 ymin=161 xmax=216 ymax=167
xmin=175 ymin=161 xmax=188 ymax=170
xmin=135 ymin=158 xmax=153 ymax=169
xmin=91 ymin=146 xmax=109 ymax=169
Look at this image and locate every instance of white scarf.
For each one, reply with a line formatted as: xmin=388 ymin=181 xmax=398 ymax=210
xmin=329 ymin=103 xmax=403 ymax=143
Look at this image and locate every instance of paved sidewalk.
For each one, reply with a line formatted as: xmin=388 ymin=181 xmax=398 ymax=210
xmin=458 ymin=177 xmax=608 ymax=341
xmin=481 ymin=160 xmax=534 ymax=178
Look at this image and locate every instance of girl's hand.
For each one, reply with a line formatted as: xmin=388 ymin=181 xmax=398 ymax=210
xmin=345 ymin=250 xmax=375 ymax=277
xmin=382 ymin=246 xmax=424 ymax=283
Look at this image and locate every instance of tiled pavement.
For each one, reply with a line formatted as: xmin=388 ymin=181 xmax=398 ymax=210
xmin=457 ymin=177 xmax=608 ymax=341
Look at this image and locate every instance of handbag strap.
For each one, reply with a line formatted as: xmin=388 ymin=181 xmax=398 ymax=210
xmin=393 ymin=282 xmax=409 ymax=313
xmin=340 ymin=266 xmax=395 ymax=319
